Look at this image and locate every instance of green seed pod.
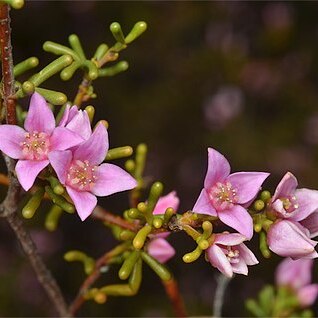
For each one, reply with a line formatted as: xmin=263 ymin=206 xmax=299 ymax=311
xmin=22 ymin=187 xmax=45 ymax=219
xmin=98 ymin=61 xmax=129 ymax=77
xmin=141 ymin=251 xmax=171 ymax=281
xmin=133 ymin=224 xmax=152 ymax=250
xmin=43 ymin=41 xmax=79 ymax=61
xmin=84 ymin=105 xmax=95 ymax=123
xmin=14 ymin=57 xmax=39 ymax=77
xmin=68 ymin=34 xmax=86 ymax=60
xmin=45 ymin=186 xmax=75 ymax=214
xmin=125 ymin=21 xmax=147 ymax=44
xmin=118 ymin=250 xmax=140 ymax=280
xmin=110 ymin=22 xmax=126 ymax=44
xmin=60 ymin=61 xmax=81 ymax=81
xmin=93 ymin=43 xmax=109 ymax=60
xmin=45 ymin=205 xmax=63 ymax=232
xmin=182 ymin=246 xmax=202 ymax=263
xmin=105 ymin=146 xmax=133 ymax=161
xmin=34 ymin=88 xmax=67 ymax=106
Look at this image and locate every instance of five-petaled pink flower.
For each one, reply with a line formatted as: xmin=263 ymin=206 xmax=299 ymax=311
xmin=276 ymin=257 xmax=318 ymax=307
xmin=147 ymin=191 xmax=179 ymax=263
xmin=0 ymin=93 xmax=84 ymax=191
xmin=193 ymin=148 xmax=269 ymax=239
xmin=206 ymin=232 xmax=258 ymax=277
xmin=49 ymin=123 xmax=137 ymax=221
xmin=269 ymin=172 xmax=318 ymax=222
xmin=267 ymin=219 xmax=318 ymax=259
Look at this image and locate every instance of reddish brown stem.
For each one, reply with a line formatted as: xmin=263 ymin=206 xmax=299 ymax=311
xmin=162 ymin=278 xmax=187 ymax=317
xmin=69 ymin=243 xmax=129 ymax=315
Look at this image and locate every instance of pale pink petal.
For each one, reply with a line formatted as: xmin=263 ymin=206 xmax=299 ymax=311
xmin=66 ymin=186 xmax=97 ymax=221
xmin=24 ymin=93 xmax=55 ymax=134
xmin=214 ymin=233 xmax=246 ymax=246
xmin=147 ymin=238 xmax=175 ymax=263
xmin=301 ymin=212 xmax=318 ymax=238
xmin=297 ymin=284 xmax=318 ymax=307
xmin=192 ymin=189 xmax=217 ymax=216
xmin=272 ymin=172 xmax=298 ymax=202
xmin=66 ymin=110 xmax=92 ymax=140
xmin=0 ymin=125 xmax=25 ymax=159
xmin=91 ymin=163 xmax=137 ymax=196
xmin=153 ymin=191 xmax=180 ymax=215
xmin=231 ymin=258 xmax=248 ymax=275
xmin=291 ymin=189 xmax=318 ymax=222
xmin=218 ymin=205 xmax=253 ymax=240
xmin=276 ymin=258 xmax=312 ymax=289
xmin=50 ymin=127 xmax=84 ymax=151
xmin=204 ymin=148 xmax=231 ymax=189
xmin=207 ymin=245 xmax=233 ymax=277
xmin=237 ymin=243 xmax=259 ymax=265
xmin=48 ymin=150 xmax=72 ymax=184
xmin=271 ymin=199 xmax=287 ymax=217
xmin=73 ymin=123 xmax=108 ymax=165
xmin=267 ymin=220 xmax=318 ymax=259
xmin=15 ymin=159 xmax=49 ymax=191
xmin=227 ymin=172 xmax=269 ymax=204
xmin=58 ymin=104 xmax=70 ymax=127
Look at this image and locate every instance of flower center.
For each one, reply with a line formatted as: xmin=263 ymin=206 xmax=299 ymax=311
xmin=208 ymin=181 xmax=238 ymax=211
xmin=225 ymin=246 xmax=240 ymax=264
xmin=20 ymin=131 xmax=50 ymax=160
xmin=66 ymin=160 xmax=98 ymax=191
xmin=281 ymin=195 xmax=299 ymax=213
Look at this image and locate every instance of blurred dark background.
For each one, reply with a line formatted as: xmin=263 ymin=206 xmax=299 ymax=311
xmin=0 ymin=1 xmax=318 ymax=316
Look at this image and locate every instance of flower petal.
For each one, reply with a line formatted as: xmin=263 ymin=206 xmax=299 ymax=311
xmin=275 ymin=258 xmax=313 ymax=290
xmin=58 ymin=104 xmax=70 ymax=127
xmin=153 ymin=191 xmax=180 ymax=215
xmin=0 ymin=125 xmax=25 ymax=159
xmin=24 ymin=93 xmax=55 ymax=134
xmin=291 ymin=188 xmax=318 ymax=222
xmin=147 ymin=238 xmax=175 ymax=263
xmin=66 ymin=110 xmax=92 ymax=140
xmin=227 ymin=172 xmax=269 ymax=204
xmin=231 ymin=258 xmax=248 ymax=275
xmin=192 ymin=189 xmax=217 ymax=216
xmin=301 ymin=212 xmax=318 ymax=238
xmin=237 ymin=243 xmax=259 ymax=266
xmin=91 ymin=163 xmax=137 ymax=197
xmin=48 ymin=150 xmax=72 ymax=184
xmin=267 ymin=220 xmax=318 ymax=259
xmin=297 ymin=284 xmax=318 ymax=307
xmin=66 ymin=186 xmax=97 ymax=221
xmin=272 ymin=172 xmax=298 ymax=202
xmin=207 ymin=245 xmax=233 ymax=278
xmin=214 ymin=233 xmax=246 ymax=246
xmin=218 ymin=205 xmax=253 ymax=240
xmin=204 ymin=148 xmax=231 ymax=189
xmin=73 ymin=123 xmax=108 ymax=165
xmin=15 ymin=159 xmax=49 ymax=191
xmin=50 ymin=127 xmax=84 ymax=151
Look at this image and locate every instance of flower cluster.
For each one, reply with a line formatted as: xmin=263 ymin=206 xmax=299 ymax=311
xmin=0 ymin=93 xmax=137 ymax=220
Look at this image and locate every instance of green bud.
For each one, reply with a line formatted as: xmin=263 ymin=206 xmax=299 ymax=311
xmin=182 ymin=246 xmax=202 ymax=263
xmin=127 ymin=208 xmax=142 ymax=219
xmin=125 ymin=159 xmax=135 ymax=173
xmin=152 ymin=217 xmax=163 ymax=229
xmin=94 ymin=292 xmax=107 ymax=304
xmin=135 ymin=143 xmax=147 ymax=178
xmin=137 ymin=202 xmax=147 ymax=214
xmin=68 ymin=34 xmax=86 ymax=60
xmin=84 ymin=60 xmax=98 ymax=80
xmin=163 ymin=207 xmax=175 ymax=223
xmin=133 ymin=224 xmax=152 ymax=250
xmin=141 ymin=251 xmax=171 ymax=281
xmin=125 ymin=21 xmax=147 ymax=44
xmin=22 ymin=81 xmax=35 ymax=95
xmin=119 ymin=230 xmax=135 ymax=241
xmin=254 ymin=199 xmax=265 ymax=211
xmin=64 ymin=250 xmax=95 ymax=275
xmin=93 ymin=43 xmax=109 ymax=60
xmin=60 ymin=61 xmax=81 ymax=81
xmin=98 ymin=61 xmax=129 ymax=77
xmin=198 ymin=239 xmax=209 ymax=250
xmin=119 ymin=250 xmax=140 ymax=280
xmin=110 ymin=22 xmax=126 ymax=44
xmin=43 ymin=41 xmax=79 ymax=61
xmin=147 ymin=182 xmax=163 ymax=214
xmin=260 ymin=190 xmax=271 ymax=203
xmin=259 ymin=231 xmax=271 ymax=258
xmin=4 ymin=0 xmax=24 ymax=9
xmin=84 ymin=105 xmax=95 ymax=123
xmin=14 ymin=57 xmax=39 ymax=77
xmin=22 ymin=187 xmax=45 ymax=219
xmin=34 ymin=88 xmax=67 ymax=106
xmin=45 ymin=186 xmax=75 ymax=214
xmin=45 ymin=205 xmax=63 ymax=232
xmin=105 ymin=146 xmax=133 ymax=161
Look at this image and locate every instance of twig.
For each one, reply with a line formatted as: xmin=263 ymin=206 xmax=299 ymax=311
xmin=0 ymin=5 xmax=69 ymax=317
xmin=162 ymin=278 xmax=187 ymax=317
xmin=213 ymin=274 xmax=232 ymax=317
xmin=69 ymin=243 xmax=129 ymax=316
xmin=73 ymin=77 xmax=91 ymax=107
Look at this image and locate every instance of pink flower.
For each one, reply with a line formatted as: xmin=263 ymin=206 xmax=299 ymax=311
xmin=49 ymin=123 xmax=137 ymax=221
xmin=270 ymin=172 xmax=318 ymax=222
xmin=267 ymin=220 xmax=318 ymax=259
xmin=276 ymin=257 xmax=318 ymax=307
xmin=206 ymin=232 xmax=258 ymax=277
xmin=0 ymin=93 xmax=84 ymax=191
xmin=58 ymin=105 xmax=92 ymax=140
xmin=193 ymin=148 xmax=269 ymax=239
xmin=301 ymin=211 xmax=318 ymax=238
xmin=147 ymin=191 xmax=179 ymax=263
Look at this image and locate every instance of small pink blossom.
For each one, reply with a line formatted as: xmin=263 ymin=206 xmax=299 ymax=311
xmin=0 ymin=93 xmax=84 ymax=191
xmin=147 ymin=191 xmax=179 ymax=263
xmin=267 ymin=220 xmax=318 ymax=259
xmin=49 ymin=123 xmax=137 ymax=221
xmin=276 ymin=257 xmax=318 ymax=307
xmin=206 ymin=232 xmax=258 ymax=277
xmin=270 ymin=172 xmax=318 ymax=222
xmin=58 ymin=104 xmax=92 ymax=140
xmin=301 ymin=211 xmax=318 ymax=238
xmin=193 ymin=148 xmax=269 ymax=239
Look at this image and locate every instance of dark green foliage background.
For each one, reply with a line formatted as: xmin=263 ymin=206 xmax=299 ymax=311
xmin=0 ymin=2 xmax=317 ymax=316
